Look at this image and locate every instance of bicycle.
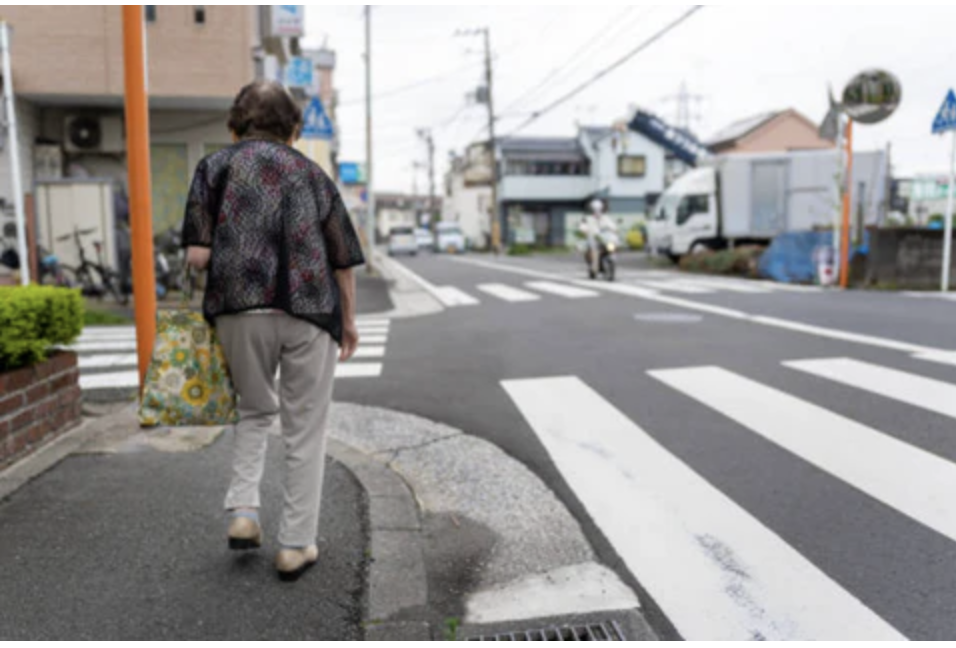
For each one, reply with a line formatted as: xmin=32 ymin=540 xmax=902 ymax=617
xmin=0 ymin=222 xmax=72 ymax=287
xmin=58 ymin=226 xmax=129 ymax=305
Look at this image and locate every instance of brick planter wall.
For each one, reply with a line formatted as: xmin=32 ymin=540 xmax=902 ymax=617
xmin=0 ymin=351 xmax=82 ymax=469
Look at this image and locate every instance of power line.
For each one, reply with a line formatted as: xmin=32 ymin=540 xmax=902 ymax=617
xmin=498 ymin=6 xmax=639 ymax=117
xmin=339 ymin=59 xmax=483 ymax=108
xmin=504 ymin=6 xmax=704 ymax=138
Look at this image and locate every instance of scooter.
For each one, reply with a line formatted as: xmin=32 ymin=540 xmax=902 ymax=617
xmin=586 ymin=232 xmax=618 ymax=282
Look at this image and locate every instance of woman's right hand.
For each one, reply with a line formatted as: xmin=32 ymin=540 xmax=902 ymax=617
xmin=339 ymin=320 xmax=359 ymax=362
xmin=186 ymin=246 xmax=211 ymax=271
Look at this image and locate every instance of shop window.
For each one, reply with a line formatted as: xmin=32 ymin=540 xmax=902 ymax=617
xmin=144 ymin=5 xmax=157 ymax=23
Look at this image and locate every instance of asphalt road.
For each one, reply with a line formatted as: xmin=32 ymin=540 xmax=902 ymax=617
xmin=335 ymin=250 xmax=956 ymax=641
xmin=0 ymin=433 xmax=367 ymax=641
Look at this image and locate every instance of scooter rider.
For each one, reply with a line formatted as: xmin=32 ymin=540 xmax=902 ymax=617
xmin=579 ymin=198 xmax=617 ymax=277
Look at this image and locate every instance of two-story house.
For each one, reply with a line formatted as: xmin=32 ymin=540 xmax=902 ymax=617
xmin=492 ymin=110 xmax=706 ymax=248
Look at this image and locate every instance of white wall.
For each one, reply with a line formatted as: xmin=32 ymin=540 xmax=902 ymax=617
xmin=0 ymin=98 xmax=39 ymax=234
xmin=585 ymin=130 xmax=667 ymax=199
xmin=443 ymin=172 xmax=491 ymax=245
xmin=499 ymin=175 xmax=594 ymax=202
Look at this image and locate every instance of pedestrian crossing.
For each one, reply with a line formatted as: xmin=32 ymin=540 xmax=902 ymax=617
xmin=74 ymin=318 xmax=392 ymax=398
xmin=502 ymin=355 xmax=956 ymax=640
xmin=427 ymin=275 xmax=821 ymax=309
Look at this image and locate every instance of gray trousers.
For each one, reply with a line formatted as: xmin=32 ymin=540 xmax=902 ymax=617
xmin=217 ymin=313 xmax=338 ymax=548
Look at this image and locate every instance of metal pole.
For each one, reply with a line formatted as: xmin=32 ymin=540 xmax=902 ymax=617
xmin=121 ymin=5 xmax=157 ymax=390
xmin=839 ymin=119 xmax=854 ymax=289
xmin=942 ymin=130 xmax=956 ymax=292
xmin=832 ymin=114 xmax=844 ymax=286
xmin=1 ymin=22 xmax=29 ymax=285
xmin=483 ymin=28 xmax=500 ymax=253
xmin=364 ymin=5 xmax=375 ymax=273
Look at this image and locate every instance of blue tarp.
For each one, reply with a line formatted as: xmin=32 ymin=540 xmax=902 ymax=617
xmin=757 ymin=231 xmax=870 ymax=284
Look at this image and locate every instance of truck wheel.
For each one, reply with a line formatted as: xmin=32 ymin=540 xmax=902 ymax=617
xmin=666 ymin=253 xmax=681 ymax=264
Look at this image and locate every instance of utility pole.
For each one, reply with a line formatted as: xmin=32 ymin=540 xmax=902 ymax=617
xmin=364 ymin=5 xmax=375 ymax=272
xmin=1 ymin=22 xmax=28 ymax=285
xmin=417 ymin=128 xmax=435 ymax=226
xmin=456 ymin=26 xmax=499 ymax=252
xmin=482 ymin=28 xmax=500 ymax=254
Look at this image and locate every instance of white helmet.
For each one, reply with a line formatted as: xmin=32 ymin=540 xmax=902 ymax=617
xmin=589 ymin=198 xmax=605 ymax=214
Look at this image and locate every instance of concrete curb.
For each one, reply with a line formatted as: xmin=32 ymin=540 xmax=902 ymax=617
xmin=368 ymin=250 xmax=444 ymax=321
xmin=0 ymin=403 xmax=132 ymax=502
xmin=326 ymin=438 xmax=432 ymax=641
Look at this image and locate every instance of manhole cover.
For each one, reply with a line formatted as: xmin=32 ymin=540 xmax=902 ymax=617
xmin=465 ymin=621 xmax=626 ymax=641
xmin=634 ymin=312 xmax=703 ymax=324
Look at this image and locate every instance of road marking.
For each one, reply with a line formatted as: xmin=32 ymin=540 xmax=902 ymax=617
xmin=502 ymin=375 xmax=903 ymax=641
xmin=357 ymin=319 xmax=391 ymax=327
xmin=78 ymin=353 xmax=139 ymax=370
xmin=749 ymin=315 xmax=930 ymax=354
xmin=353 ymin=346 xmax=386 ymax=359
xmin=357 ymin=326 xmax=390 ymax=336
xmin=785 ymin=357 xmax=956 ymax=420
xmin=650 ymin=365 xmax=956 ymax=545
xmin=79 ymin=328 xmax=137 ymax=341
xmin=80 ymin=370 xmax=140 ymax=390
xmin=678 ymin=278 xmax=774 ymax=294
xmin=634 ymin=280 xmax=716 ymax=294
xmin=524 ymin=281 xmax=599 ymax=299
xmin=335 ymin=363 xmax=382 ymax=378
xmin=71 ymin=341 xmax=139 ymax=353
xmin=451 ymin=256 xmax=955 ymax=359
xmin=476 ymin=283 xmax=541 ymax=303
xmin=361 ymin=335 xmax=388 ymax=345
xmin=434 ymin=286 xmax=480 ymax=307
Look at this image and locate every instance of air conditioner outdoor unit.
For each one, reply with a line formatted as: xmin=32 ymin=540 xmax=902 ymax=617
xmin=63 ymin=115 xmax=125 ymax=154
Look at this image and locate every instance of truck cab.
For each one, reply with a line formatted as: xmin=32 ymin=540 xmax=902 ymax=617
xmin=647 ymin=167 xmax=718 ymax=260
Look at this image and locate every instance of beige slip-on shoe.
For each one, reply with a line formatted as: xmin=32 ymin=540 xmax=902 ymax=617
xmin=228 ymin=515 xmax=262 ymax=551
xmin=276 ymin=545 xmax=319 ymax=582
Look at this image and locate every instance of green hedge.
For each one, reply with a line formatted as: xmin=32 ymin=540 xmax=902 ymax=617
xmin=679 ymin=246 xmax=765 ymax=277
xmin=0 ymin=286 xmax=84 ymax=371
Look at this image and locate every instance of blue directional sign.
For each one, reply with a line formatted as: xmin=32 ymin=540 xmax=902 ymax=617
xmin=285 ymin=57 xmax=313 ymax=89
xmin=301 ymin=96 xmax=334 ymax=140
xmin=932 ymin=89 xmax=956 ymax=134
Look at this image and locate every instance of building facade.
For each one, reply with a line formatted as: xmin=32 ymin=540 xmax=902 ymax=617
xmin=490 ymin=111 xmax=703 ymax=248
xmin=0 ymin=5 xmax=337 ymax=271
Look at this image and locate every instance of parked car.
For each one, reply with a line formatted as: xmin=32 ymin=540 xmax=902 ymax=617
xmin=434 ymin=222 xmax=466 ymax=254
xmin=388 ymin=226 xmax=418 ymax=256
xmin=415 ymin=227 xmax=435 ymax=250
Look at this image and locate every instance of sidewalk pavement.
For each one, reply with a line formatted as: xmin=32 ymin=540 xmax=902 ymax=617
xmin=0 ymin=254 xmax=659 ymax=641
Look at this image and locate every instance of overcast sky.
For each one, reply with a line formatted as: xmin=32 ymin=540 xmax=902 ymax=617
xmin=303 ymin=5 xmax=956 ymax=194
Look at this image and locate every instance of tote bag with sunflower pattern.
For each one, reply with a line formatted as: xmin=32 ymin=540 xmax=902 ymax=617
xmin=138 ymin=306 xmax=239 ymax=428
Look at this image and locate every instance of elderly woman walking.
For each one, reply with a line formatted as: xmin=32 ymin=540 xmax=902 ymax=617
xmin=182 ymin=81 xmax=365 ymax=581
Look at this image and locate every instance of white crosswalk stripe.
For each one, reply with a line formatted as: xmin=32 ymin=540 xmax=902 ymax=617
xmin=524 ymin=281 xmax=599 ymax=299
xmin=650 ymin=365 xmax=956 ymax=544
xmin=73 ymin=317 xmax=393 ymax=395
xmin=633 ymin=279 xmax=716 ymax=294
xmin=477 ymin=283 xmax=541 ymax=303
xmin=785 ymin=357 xmax=956 ymax=420
xmin=502 ymin=375 xmax=903 ymax=640
xmin=434 ymin=286 xmax=480 ymax=307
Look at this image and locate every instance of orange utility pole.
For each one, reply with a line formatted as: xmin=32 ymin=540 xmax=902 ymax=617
xmin=122 ymin=5 xmax=157 ymax=390
xmin=839 ymin=119 xmax=854 ymax=289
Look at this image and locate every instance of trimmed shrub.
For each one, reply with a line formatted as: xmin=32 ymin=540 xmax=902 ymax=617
xmin=507 ymin=243 xmax=534 ymax=257
xmin=679 ymin=246 xmax=765 ymax=277
xmin=0 ymin=286 xmax=84 ymax=371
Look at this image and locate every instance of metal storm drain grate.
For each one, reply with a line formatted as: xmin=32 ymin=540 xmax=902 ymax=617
xmin=465 ymin=621 xmax=626 ymax=641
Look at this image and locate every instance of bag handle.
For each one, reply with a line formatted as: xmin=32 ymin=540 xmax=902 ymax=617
xmin=180 ymin=264 xmax=194 ymax=309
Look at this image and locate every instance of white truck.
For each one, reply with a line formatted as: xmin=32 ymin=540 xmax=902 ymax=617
xmin=647 ymin=149 xmax=888 ymax=261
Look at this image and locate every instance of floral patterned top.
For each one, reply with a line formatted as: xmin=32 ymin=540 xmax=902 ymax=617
xmin=182 ymin=139 xmax=365 ymax=343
